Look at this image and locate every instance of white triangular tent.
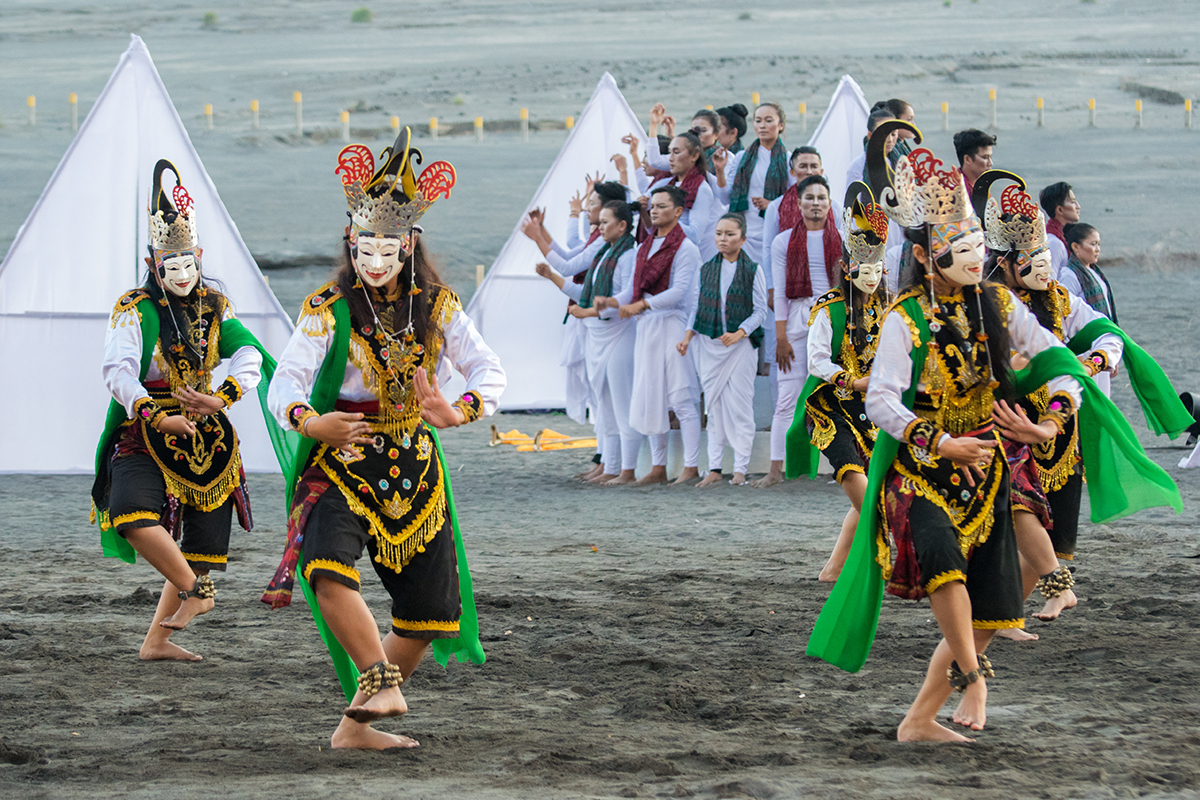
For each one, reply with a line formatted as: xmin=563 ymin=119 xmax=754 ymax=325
xmin=805 ymin=75 xmax=871 ymax=209
xmin=0 ymin=34 xmax=292 ymax=473
xmin=454 ymin=73 xmax=646 ymax=409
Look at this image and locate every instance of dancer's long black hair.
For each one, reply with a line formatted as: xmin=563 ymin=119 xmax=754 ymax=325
xmin=900 ymin=226 xmax=1017 ymax=402
xmin=336 ymin=234 xmax=448 ymax=346
xmin=142 ymin=249 xmax=228 ymax=373
xmin=985 ymin=248 xmax=1058 ymax=333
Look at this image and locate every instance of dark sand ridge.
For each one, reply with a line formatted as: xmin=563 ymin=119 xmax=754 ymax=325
xmin=2 ymin=246 xmax=1200 ymax=798
xmin=3 ymin=0 xmax=1200 ymax=297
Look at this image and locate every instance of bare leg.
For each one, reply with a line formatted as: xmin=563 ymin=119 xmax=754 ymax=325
xmin=632 ymin=465 xmax=668 ymax=486
xmin=697 ymin=470 xmax=724 ymax=488
xmin=820 ymin=472 xmax=867 ymax=582
xmin=897 ymin=582 xmax=992 ymax=741
xmin=140 ymin=578 xmax=203 ymax=661
xmin=997 ymin=510 xmax=1059 ymax=640
xmin=123 ymin=525 xmax=214 ymax=631
xmin=750 ymin=461 xmax=784 ymax=488
xmin=671 ymin=466 xmax=701 ymax=485
xmin=601 ymin=469 xmax=637 ymax=486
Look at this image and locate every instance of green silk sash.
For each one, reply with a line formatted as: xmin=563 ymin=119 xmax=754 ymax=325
xmin=784 ymin=299 xmax=847 ymax=480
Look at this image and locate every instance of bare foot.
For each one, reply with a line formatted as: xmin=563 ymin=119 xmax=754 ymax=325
xmin=587 ymin=471 xmax=620 ymax=484
xmin=601 ymin=473 xmax=635 ymax=486
xmin=159 ymin=595 xmax=214 ymax=631
xmin=950 ymin=680 xmax=987 ymax=731
xmin=344 ymin=685 xmax=408 ymax=724
xmin=995 ymin=627 xmax=1039 ymax=642
xmin=632 ymin=468 xmax=668 ymax=487
xmin=331 ymin=717 xmax=419 ymax=750
xmin=575 ymin=464 xmax=603 ymax=481
xmin=671 ymin=467 xmax=700 ymax=486
xmin=750 ymin=467 xmax=783 ymax=488
xmin=697 ymin=471 xmax=723 ymax=488
xmin=730 ymin=472 xmax=747 ymax=486
xmin=897 ymin=715 xmax=975 ymax=743
xmin=139 ymin=640 xmax=203 ymax=661
xmin=1032 ymin=588 xmax=1077 ymax=621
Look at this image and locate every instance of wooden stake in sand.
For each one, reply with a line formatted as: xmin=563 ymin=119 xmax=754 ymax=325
xmin=69 ymin=93 xmax=77 ymax=132
xmin=751 ymin=91 xmax=760 ymax=107
xmin=205 ymin=103 xmax=213 ymax=130
xmin=1037 ymin=97 xmax=1044 ymax=128
xmin=430 ymin=116 xmax=439 ymax=140
xmin=1187 ymin=99 xmax=1194 ymax=129
xmin=566 ymin=115 xmax=575 ymax=130
xmin=251 ymin=99 xmax=259 ymax=130
xmin=1135 ymin=99 xmax=1143 ymax=129
xmin=27 ymin=95 xmax=35 ymax=126
xmin=390 ymin=116 xmax=399 ymax=133
xmin=988 ymin=88 xmax=997 ymax=129
xmin=798 ymin=102 xmax=807 ymax=135
xmin=1088 ymin=98 xmax=1096 ymax=128
xmin=520 ymin=107 xmax=529 ymax=142
xmin=294 ymin=91 xmax=303 ymax=136
xmin=941 ymin=101 xmax=949 ymax=131
xmin=340 ymin=110 xmax=350 ymax=142
xmin=475 ymin=264 xmax=485 ymax=288
xmin=475 ymin=116 xmax=484 ymax=142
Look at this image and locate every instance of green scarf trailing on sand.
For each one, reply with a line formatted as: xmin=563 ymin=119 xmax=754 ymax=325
xmin=783 ymin=297 xmax=846 ymax=480
xmin=275 ymin=296 xmax=484 ymax=702
xmin=91 ymin=294 xmax=277 ymax=564
xmin=805 ymin=295 xmax=1182 ymax=673
xmin=1067 ymin=317 xmax=1192 ymax=439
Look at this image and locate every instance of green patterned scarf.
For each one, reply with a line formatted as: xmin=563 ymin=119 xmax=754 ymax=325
xmin=1063 ymin=255 xmax=1117 ymax=322
xmin=692 ymin=251 xmax=764 ymax=348
xmin=579 ymin=234 xmax=635 ymax=309
xmin=728 ymin=139 xmax=789 ymax=216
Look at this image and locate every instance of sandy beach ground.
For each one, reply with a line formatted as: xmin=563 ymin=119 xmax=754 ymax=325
xmin=3 ymin=2 xmax=1200 ymax=798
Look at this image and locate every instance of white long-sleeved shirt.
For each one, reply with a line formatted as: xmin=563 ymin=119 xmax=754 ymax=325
xmin=689 ymin=256 xmax=768 ymax=337
xmin=548 ymin=237 xmax=607 ymax=279
xmin=762 ymin=194 xmax=844 ymax=293
xmin=551 ymin=215 xmax=595 ymax=260
xmin=103 ymin=299 xmax=263 ymax=417
xmin=1056 ymin=285 xmax=1123 ymax=364
xmin=267 ymin=294 xmax=506 ymax=429
xmin=552 ymin=245 xmax=637 ymax=324
xmin=1047 ymin=235 xmax=1069 ymax=279
xmin=866 ymin=289 xmax=1082 ymax=446
xmin=806 ymin=305 xmax=842 ymax=383
xmin=770 ymin=228 xmax=834 ymax=326
xmin=635 ymin=167 xmax=715 ymax=253
xmin=1057 ymin=262 xmax=1116 ymax=318
xmin=637 ymin=234 xmax=702 ymax=326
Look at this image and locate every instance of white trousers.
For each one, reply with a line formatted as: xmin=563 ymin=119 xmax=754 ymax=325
xmin=587 ymin=322 xmax=642 ymax=473
xmin=771 ymin=300 xmax=815 ymax=462
xmin=693 ymin=336 xmax=757 ymax=474
xmin=648 ymin=401 xmax=701 ymax=467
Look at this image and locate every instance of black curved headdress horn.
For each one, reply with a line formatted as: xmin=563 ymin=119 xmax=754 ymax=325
xmin=865 ymin=120 xmax=921 ymax=218
xmin=843 ymin=180 xmax=873 ymax=219
xmin=970 ymin=169 xmax=1025 ymax=228
xmin=372 ymin=126 xmax=423 ymax=197
xmin=151 ymin=159 xmax=182 ymax=219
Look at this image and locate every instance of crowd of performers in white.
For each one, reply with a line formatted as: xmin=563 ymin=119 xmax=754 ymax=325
xmin=89 ymin=96 xmax=1187 ymax=750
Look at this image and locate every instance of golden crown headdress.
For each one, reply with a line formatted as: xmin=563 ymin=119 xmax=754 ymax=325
xmin=336 ymin=127 xmax=456 ymax=241
xmin=867 ymin=121 xmax=975 ymax=229
xmin=970 ymin=170 xmax=1047 ymax=253
xmin=842 ymin=181 xmax=889 ymax=266
xmin=147 ymin=159 xmax=198 ymax=253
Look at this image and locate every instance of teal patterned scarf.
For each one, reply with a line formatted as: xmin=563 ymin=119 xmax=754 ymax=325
xmin=729 ymin=139 xmax=789 ymax=216
xmin=1063 ymin=254 xmax=1117 ymax=323
xmin=692 ymin=251 xmax=764 ymax=348
xmin=579 ymin=234 xmax=635 ymax=309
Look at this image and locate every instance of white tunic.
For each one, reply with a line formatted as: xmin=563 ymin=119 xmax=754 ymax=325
xmin=267 ymin=296 xmax=506 ymax=428
xmin=635 ymin=167 xmax=717 ymax=261
xmin=770 ymin=228 xmax=833 ymax=334
xmin=712 ymin=147 xmax=796 ymax=262
xmin=865 ymin=289 xmax=1083 ymax=448
xmin=103 ymin=300 xmax=262 ymax=417
xmin=761 ymin=197 xmax=844 ymax=294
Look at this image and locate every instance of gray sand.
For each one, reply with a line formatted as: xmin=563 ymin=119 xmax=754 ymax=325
xmin=3 ymin=2 xmax=1200 ymax=798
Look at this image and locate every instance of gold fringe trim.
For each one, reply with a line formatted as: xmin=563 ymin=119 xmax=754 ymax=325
xmin=924 ymin=569 xmax=966 ymax=594
xmin=112 ymin=510 xmax=160 ymax=528
xmin=303 ymin=558 xmax=362 ymax=585
xmin=973 ymin=618 xmax=1025 ymax=630
xmin=182 ymin=552 xmax=227 ymax=564
xmin=1055 ymin=552 xmax=1075 ymax=561
xmin=154 ymin=447 xmax=244 ymax=513
xmin=392 ymin=617 xmax=460 ymax=632
xmin=834 ymin=463 xmax=865 ymax=484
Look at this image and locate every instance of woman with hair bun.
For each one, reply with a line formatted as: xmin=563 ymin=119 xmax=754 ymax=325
xmin=712 ymin=102 xmax=794 ymax=263
xmin=635 ymin=130 xmax=716 ymax=259
xmin=715 ymin=103 xmax=748 ymax=154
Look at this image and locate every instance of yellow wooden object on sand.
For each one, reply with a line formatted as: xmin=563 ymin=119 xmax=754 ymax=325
xmin=489 ymin=425 xmax=596 ymax=452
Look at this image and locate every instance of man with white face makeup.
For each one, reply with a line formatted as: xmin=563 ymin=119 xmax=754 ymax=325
xmin=806 ymin=125 xmax=1085 ymax=744
xmin=93 ymin=159 xmax=267 ymax=662
xmin=266 ymin=130 xmax=504 ymax=751
xmin=784 ymin=182 xmax=891 ymax=582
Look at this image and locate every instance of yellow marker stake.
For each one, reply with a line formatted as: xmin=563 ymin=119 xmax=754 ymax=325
xmin=751 ymin=91 xmax=760 ymax=106
xmin=988 ymin=88 xmax=997 ymax=129
xmin=251 ymin=99 xmax=259 ymax=130
xmin=941 ymin=101 xmax=949 ymax=131
xmin=798 ymin=101 xmax=807 ymax=134
xmin=27 ymin=95 xmax=35 ymax=126
xmin=705 ymin=104 xmax=713 ymax=111
xmin=294 ymin=91 xmax=303 ymax=136
xmin=566 ymin=115 xmax=575 ymax=130
xmin=340 ymin=110 xmax=350 ymax=142
xmin=69 ymin=92 xmax=78 ymax=131
xmin=391 ymin=116 xmax=400 ymax=131
xmin=1088 ymin=97 xmax=1096 ymax=127
xmin=1037 ymin=96 xmax=1044 ymax=127
xmin=430 ymin=116 xmax=439 ymax=140
xmin=520 ymin=107 xmax=529 ymax=142
xmin=475 ymin=115 xmax=484 ymax=141
xmin=205 ymin=103 xmax=213 ymax=130
xmin=1135 ymin=99 xmax=1143 ymax=129
xmin=1186 ymin=98 xmax=1193 ymax=129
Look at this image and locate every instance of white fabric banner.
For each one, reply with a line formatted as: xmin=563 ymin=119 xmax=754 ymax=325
xmin=806 ymin=75 xmax=871 ymax=209
xmin=0 ymin=35 xmax=292 ymax=473
xmin=450 ymin=73 xmax=646 ymax=409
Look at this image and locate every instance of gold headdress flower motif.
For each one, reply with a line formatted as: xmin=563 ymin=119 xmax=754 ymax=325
xmin=975 ymin=177 xmax=1047 ymax=254
xmin=148 ymin=159 xmax=198 ymax=253
xmin=337 ymin=127 xmax=456 ymax=243
xmin=843 ymin=181 xmax=889 ymax=267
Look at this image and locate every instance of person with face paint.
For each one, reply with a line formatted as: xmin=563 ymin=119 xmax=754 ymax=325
xmin=807 ymin=123 xmax=1085 ymax=743
xmin=92 ymin=159 xmax=269 ymax=661
xmin=677 ymin=213 xmax=768 ymax=487
xmin=634 ymin=131 xmax=717 ymax=259
xmin=536 ymin=200 xmax=643 ymax=484
xmin=762 ymin=147 xmax=836 ymax=301
xmin=712 ymin=102 xmax=795 ymax=263
xmin=756 ymin=174 xmax=841 ymax=488
xmin=975 ymin=173 xmax=1188 ymax=626
xmin=620 ymin=186 xmax=703 ymax=486
xmin=264 ymin=130 xmax=505 ymax=750
xmin=783 ymin=183 xmax=889 ymax=581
